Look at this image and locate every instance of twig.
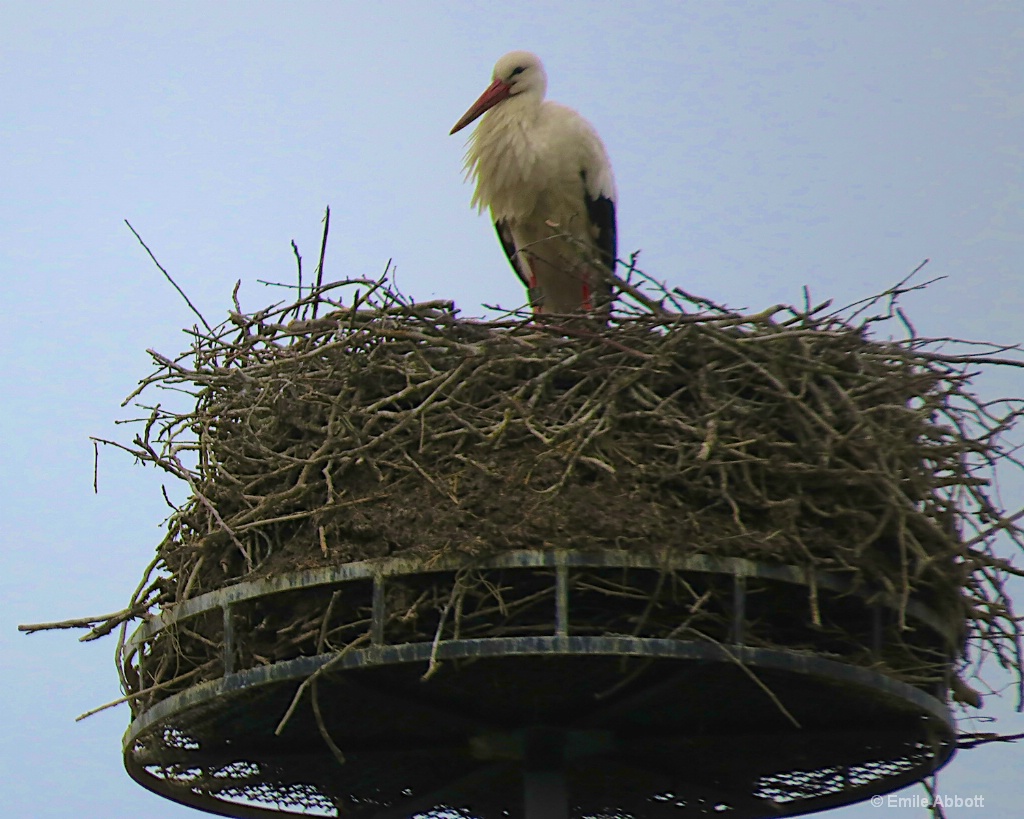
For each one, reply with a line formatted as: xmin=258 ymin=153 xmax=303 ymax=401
xmin=275 ymin=634 xmax=371 ymax=737
xmin=311 ymin=206 xmax=331 ymax=319
xmin=125 ymin=220 xmax=213 ymax=334
xmin=19 ymin=607 xmax=147 ymax=635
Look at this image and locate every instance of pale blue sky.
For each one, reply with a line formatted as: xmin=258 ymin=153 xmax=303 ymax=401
xmin=3 ymin=2 xmax=1023 ymax=817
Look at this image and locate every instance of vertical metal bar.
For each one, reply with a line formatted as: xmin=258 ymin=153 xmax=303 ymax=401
xmin=731 ymin=574 xmax=746 ymax=645
xmin=134 ymin=640 xmax=145 ymax=691
xmin=555 ymin=563 xmax=569 ymax=638
xmin=371 ymin=576 xmax=385 ymax=646
xmin=222 ymin=604 xmax=234 ymax=676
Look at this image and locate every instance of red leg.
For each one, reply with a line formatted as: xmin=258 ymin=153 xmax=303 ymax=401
xmin=581 ymin=280 xmax=592 ymax=312
xmin=524 ymin=258 xmax=543 ymax=315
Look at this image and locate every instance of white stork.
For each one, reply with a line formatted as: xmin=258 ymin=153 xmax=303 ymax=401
xmin=450 ymin=51 xmax=617 ymax=317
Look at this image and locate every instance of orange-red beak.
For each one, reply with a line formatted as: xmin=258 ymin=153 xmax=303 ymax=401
xmin=449 ymin=78 xmax=512 ymax=135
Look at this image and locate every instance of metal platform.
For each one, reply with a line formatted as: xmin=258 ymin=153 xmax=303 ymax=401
xmin=123 ymin=550 xmax=957 ymax=818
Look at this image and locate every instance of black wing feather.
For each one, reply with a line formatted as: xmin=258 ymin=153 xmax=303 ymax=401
xmin=583 ymin=175 xmax=617 ymax=314
xmin=583 ymin=186 xmax=617 ymax=271
xmin=494 ymin=219 xmax=530 ymax=289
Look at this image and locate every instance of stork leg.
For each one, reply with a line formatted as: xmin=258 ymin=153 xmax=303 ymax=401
xmin=580 ymin=279 xmax=592 ymax=312
xmin=522 ymin=255 xmax=544 ymax=315
xmin=529 ymin=279 xmax=545 ymax=315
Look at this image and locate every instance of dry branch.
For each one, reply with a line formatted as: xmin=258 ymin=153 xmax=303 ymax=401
xmin=18 ymin=254 xmax=1024 ymax=742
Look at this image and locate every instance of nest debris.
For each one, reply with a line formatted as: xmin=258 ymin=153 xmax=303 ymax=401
xmin=21 ymin=250 xmax=1024 ymax=735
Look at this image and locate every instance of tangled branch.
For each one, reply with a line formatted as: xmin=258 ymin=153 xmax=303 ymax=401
xmin=20 ymin=249 xmax=1024 ymax=737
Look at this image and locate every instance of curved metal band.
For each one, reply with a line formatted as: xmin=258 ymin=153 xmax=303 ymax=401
xmin=125 ymin=549 xmax=955 ymax=657
xmin=125 ymin=635 xmax=954 ymax=750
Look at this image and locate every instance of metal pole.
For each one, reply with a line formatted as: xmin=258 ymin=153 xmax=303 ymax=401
xmin=555 ymin=563 xmax=569 ymax=638
xmin=523 ymin=727 xmax=568 ymax=819
xmin=222 ymin=604 xmax=234 ymax=675
xmin=371 ymin=575 xmax=386 ymax=646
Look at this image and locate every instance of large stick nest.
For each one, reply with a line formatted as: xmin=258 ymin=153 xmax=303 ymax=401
xmin=28 ymin=248 xmax=1023 ymax=728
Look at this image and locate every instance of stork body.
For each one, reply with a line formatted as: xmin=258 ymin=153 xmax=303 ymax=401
xmin=451 ymin=52 xmax=617 ymax=316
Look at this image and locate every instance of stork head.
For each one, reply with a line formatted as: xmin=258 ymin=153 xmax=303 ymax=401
xmin=450 ymin=51 xmax=548 ymax=135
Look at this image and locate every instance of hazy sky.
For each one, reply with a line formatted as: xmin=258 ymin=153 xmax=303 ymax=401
xmin=3 ymin=2 xmax=1022 ymax=817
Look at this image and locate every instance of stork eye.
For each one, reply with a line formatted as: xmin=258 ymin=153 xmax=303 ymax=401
xmin=510 ymin=66 xmax=526 ymax=77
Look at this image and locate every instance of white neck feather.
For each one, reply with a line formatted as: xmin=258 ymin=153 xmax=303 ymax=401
xmin=465 ymin=94 xmax=546 ymax=217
